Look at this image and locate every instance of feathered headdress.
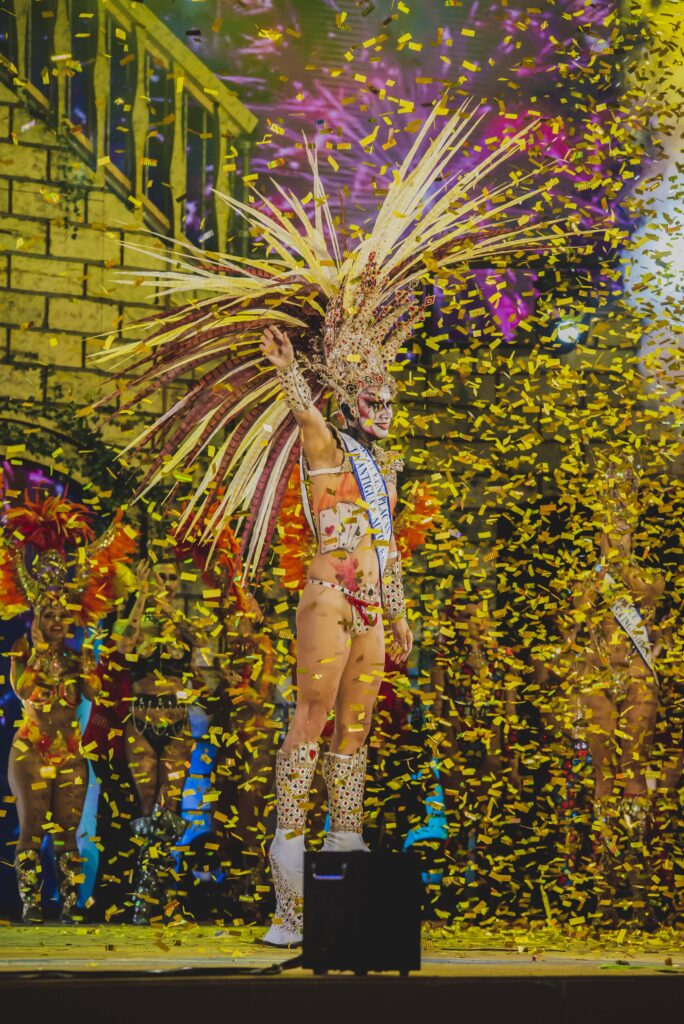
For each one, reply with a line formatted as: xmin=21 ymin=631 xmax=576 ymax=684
xmin=169 ymin=507 xmax=252 ymax=613
xmin=92 ymin=101 xmax=576 ymax=576
xmin=0 ymin=492 xmax=137 ymax=624
xmin=4 ymin=492 xmax=94 ymax=555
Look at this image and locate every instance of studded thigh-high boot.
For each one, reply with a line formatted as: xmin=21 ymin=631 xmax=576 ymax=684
xmin=15 ymin=849 xmax=43 ymax=924
xmin=321 ymin=747 xmax=369 ymax=852
xmin=263 ymin=742 xmax=319 ymax=947
xmin=56 ymin=849 xmax=85 ymax=923
xmin=130 ymin=814 xmax=158 ymax=925
xmin=620 ymin=795 xmax=655 ymax=930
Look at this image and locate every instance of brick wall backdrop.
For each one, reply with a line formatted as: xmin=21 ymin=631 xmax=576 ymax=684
xmin=0 ymin=75 xmax=184 ymax=455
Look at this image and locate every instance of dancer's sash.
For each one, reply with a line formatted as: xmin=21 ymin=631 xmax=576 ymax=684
xmin=299 ymin=429 xmax=393 ymax=582
xmin=340 ymin=430 xmax=393 ymax=581
xmin=595 ymin=564 xmax=657 ymax=679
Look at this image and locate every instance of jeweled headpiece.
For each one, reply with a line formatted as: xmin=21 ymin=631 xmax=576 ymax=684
xmin=305 ymin=255 xmax=428 ymax=406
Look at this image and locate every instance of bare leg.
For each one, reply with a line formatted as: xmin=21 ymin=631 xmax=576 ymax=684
xmin=582 ymin=690 xmax=618 ymax=801
xmin=318 ymin=616 xmax=386 ymax=853
xmin=620 ymin=680 xmax=658 ymax=797
xmin=51 ymin=757 xmax=89 ymax=921
xmin=125 ymin=722 xmax=159 ymax=816
xmin=662 ymin=752 xmax=684 ymax=795
xmin=283 ymin=584 xmax=352 ymax=751
xmin=8 ymin=745 xmax=51 ymax=921
xmin=8 ymin=745 xmax=51 ymax=851
xmin=51 ymin=758 xmax=89 ymax=852
xmin=146 ymin=733 xmax=192 ymax=921
xmin=655 ymin=748 xmax=684 ymax=923
xmin=618 ymin=680 xmax=659 ymax=925
xmin=331 ymin=615 xmax=385 ymax=754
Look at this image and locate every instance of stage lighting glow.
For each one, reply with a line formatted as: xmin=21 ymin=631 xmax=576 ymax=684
xmin=553 ymin=317 xmax=586 ymax=348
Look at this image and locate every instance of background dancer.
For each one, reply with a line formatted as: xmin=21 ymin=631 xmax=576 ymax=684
xmin=119 ymin=558 xmax=209 ymax=925
xmin=0 ymin=494 xmax=134 ymax=923
xmin=573 ymin=472 xmax=664 ymax=926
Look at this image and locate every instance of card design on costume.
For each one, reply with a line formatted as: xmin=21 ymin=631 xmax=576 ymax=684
xmin=318 ymin=501 xmax=368 ymax=554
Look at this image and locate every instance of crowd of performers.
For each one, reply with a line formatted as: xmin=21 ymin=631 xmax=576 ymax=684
xmin=1 ymin=413 xmax=680 ymax=938
xmin=2 ymin=108 xmax=682 ymax=939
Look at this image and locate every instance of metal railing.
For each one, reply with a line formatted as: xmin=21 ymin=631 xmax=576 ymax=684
xmin=0 ymin=0 xmax=257 ymax=252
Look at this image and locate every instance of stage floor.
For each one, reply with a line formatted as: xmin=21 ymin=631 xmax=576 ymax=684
xmin=1 ymin=922 xmax=683 ymax=977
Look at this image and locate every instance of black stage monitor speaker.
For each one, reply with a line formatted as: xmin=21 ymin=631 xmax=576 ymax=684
xmin=302 ymin=851 xmax=422 ymax=975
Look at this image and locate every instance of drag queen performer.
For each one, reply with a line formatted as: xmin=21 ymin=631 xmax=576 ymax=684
xmin=95 ymin=102 xmax=574 ymax=943
xmin=0 ymin=494 xmax=134 ymax=922
xmin=259 ymin=321 xmax=412 ymax=943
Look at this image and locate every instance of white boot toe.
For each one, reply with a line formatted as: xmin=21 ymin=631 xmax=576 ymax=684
xmin=321 ymin=830 xmax=369 ymax=853
xmin=262 ymin=922 xmax=303 ymax=947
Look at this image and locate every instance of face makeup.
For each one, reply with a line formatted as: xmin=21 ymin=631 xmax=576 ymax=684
xmin=354 ymin=384 xmax=394 ymax=440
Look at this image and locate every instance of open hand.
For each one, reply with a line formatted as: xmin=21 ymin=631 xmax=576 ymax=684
xmin=260 ymin=325 xmax=294 ymax=369
xmin=136 ymin=559 xmax=151 ymax=595
xmin=389 ymin=617 xmax=413 ymax=663
xmin=31 ymin=617 xmax=47 ymax=652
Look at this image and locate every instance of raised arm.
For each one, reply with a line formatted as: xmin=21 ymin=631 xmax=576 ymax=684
xmin=117 ymin=560 xmax=151 ymax=654
xmin=260 ymin=326 xmax=337 ymax=465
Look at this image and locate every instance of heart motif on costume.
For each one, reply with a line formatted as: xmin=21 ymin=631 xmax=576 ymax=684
xmin=324 ymin=526 xmax=335 ymax=535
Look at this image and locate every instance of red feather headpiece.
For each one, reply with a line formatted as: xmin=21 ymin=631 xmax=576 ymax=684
xmin=4 ymin=492 xmax=94 ymax=553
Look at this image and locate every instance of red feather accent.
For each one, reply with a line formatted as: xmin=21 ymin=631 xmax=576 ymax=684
xmin=172 ymin=510 xmax=250 ymax=611
xmin=0 ymin=535 xmax=29 ymax=618
xmin=1 ymin=495 xmax=137 ymax=623
xmin=77 ymin=512 xmax=137 ymax=626
xmin=257 ymin=439 xmax=303 ymax=575
xmin=275 ymin=462 xmax=316 ymax=591
xmin=394 ymin=482 xmax=439 ymax=562
xmin=4 ymin=492 xmax=94 ymax=554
